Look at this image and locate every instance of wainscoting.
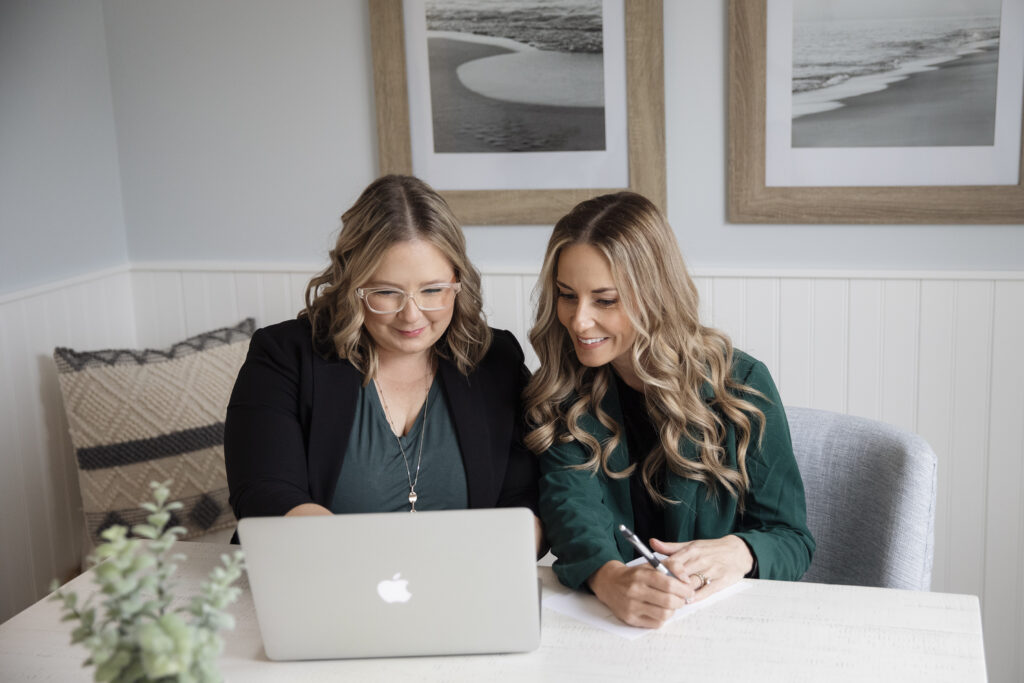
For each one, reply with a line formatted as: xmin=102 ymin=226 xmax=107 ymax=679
xmin=2 ymin=263 xmax=1021 ymax=680
xmin=0 ymin=267 xmax=137 ymax=623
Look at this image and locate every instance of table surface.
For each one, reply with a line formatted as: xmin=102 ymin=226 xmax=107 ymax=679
xmin=0 ymin=542 xmax=987 ymax=682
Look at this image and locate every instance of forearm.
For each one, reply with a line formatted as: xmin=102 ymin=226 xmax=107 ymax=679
xmin=732 ymin=526 xmax=813 ymax=580
xmin=586 ymin=560 xmax=626 ymax=596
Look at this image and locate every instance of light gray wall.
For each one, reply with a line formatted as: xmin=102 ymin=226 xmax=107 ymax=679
xmin=0 ymin=0 xmax=128 ymax=295
xmin=663 ymin=2 xmax=1023 ymax=272
xmin=102 ymin=0 xmax=378 ymax=266
xmin=4 ymin=1 xmax=1022 ymax=298
xmin=102 ymin=1 xmax=1022 ymax=275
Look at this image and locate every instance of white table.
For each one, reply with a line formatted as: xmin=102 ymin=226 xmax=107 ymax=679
xmin=0 ymin=542 xmax=987 ymax=682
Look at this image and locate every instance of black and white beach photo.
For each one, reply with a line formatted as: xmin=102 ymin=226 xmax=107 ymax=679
xmin=792 ymin=0 xmax=1002 ymax=148
xmin=425 ymin=0 xmax=605 ymax=154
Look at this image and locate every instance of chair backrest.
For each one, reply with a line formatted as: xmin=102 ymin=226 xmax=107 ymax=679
xmin=786 ymin=406 xmax=937 ymax=591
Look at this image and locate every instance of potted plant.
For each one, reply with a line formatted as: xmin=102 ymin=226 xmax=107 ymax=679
xmin=50 ymin=481 xmax=245 ymax=682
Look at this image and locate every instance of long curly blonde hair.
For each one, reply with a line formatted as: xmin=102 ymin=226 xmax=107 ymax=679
xmin=524 ymin=192 xmax=765 ymax=505
xmin=302 ymin=175 xmax=491 ymax=380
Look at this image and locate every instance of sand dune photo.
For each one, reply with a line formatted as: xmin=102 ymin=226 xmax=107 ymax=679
xmin=425 ymin=0 xmax=606 ymax=154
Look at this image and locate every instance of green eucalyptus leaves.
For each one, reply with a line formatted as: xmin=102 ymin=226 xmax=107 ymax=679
xmin=50 ymin=481 xmax=244 ymax=683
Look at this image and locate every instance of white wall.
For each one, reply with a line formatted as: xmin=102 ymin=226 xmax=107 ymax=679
xmin=0 ymin=269 xmax=137 ymax=623
xmin=1 ymin=0 xmax=1022 ymax=679
xmin=0 ymin=0 xmax=128 ymax=295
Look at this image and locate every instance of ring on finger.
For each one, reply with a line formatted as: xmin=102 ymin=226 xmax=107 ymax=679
xmin=691 ymin=572 xmax=709 ymax=590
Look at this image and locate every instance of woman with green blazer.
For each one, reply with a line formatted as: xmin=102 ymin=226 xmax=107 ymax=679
xmin=524 ymin=192 xmax=814 ymax=628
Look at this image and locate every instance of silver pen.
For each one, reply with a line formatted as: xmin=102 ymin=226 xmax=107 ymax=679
xmin=618 ymin=524 xmax=681 ymax=581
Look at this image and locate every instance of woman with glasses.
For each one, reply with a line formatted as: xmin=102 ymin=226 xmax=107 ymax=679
xmin=225 ymin=175 xmax=541 ymax=549
xmin=525 ymin=192 xmax=813 ymax=627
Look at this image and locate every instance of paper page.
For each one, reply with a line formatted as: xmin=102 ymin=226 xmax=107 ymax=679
xmin=542 ymin=556 xmax=753 ymax=640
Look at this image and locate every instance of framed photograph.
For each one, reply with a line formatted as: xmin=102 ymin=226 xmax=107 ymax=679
xmin=369 ymin=0 xmax=665 ymax=224
xmin=728 ymin=0 xmax=1024 ymax=223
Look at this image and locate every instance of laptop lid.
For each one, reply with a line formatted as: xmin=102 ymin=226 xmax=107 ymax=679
xmin=237 ymin=508 xmax=540 ymax=660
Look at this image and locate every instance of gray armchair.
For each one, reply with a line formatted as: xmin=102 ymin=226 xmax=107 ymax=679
xmin=786 ymin=406 xmax=937 ymax=591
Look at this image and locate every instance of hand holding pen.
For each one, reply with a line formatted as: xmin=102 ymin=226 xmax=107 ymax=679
xmin=586 ymin=525 xmax=698 ymax=627
xmin=618 ymin=524 xmax=701 ymax=605
xmin=618 ymin=524 xmax=682 ymax=581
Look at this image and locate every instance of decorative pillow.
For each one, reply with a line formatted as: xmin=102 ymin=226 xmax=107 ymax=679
xmin=53 ymin=318 xmax=255 ymax=554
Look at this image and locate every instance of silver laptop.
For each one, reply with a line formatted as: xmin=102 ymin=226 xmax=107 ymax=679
xmin=237 ymin=508 xmax=541 ymax=660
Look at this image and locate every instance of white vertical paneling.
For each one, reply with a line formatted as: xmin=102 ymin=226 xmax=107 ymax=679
xmin=482 ymin=274 xmax=526 ymax=343
xmin=710 ymin=278 xmax=746 ymax=348
xmin=45 ymin=288 xmax=83 ymax=571
xmin=131 ymin=271 xmax=186 ymax=348
xmin=983 ymin=281 xmax=1024 ymax=683
xmin=180 ymin=272 xmax=239 ymax=336
xmin=948 ymin=281 xmax=994 ymax=598
xmin=0 ymin=269 xmax=135 ymax=624
xmin=259 ymin=273 xmax=298 ymax=327
xmin=100 ymin=272 xmax=137 ymax=343
xmin=232 ymin=272 xmax=265 ymax=327
xmin=288 ymin=273 xmax=312 ymax=320
xmin=180 ymin=273 xmax=212 ymax=335
xmin=518 ymin=275 xmax=539 ymax=371
xmin=693 ymin=276 xmax=713 ymax=326
xmin=21 ymin=296 xmax=65 ymax=588
xmin=879 ymin=281 xmax=920 ymax=432
xmin=916 ymin=280 xmax=957 ymax=593
xmin=4 ymin=263 xmax=1024 ymax=681
xmin=743 ymin=278 xmax=779 ymax=378
xmin=810 ymin=280 xmax=848 ymax=413
xmin=847 ymin=280 xmax=882 ymax=420
xmin=778 ymin=279 xmax=813 ymax=407
xmin=6 ymin=301 xmax=53 ymax=599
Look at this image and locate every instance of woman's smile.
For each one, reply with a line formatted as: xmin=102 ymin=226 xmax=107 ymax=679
xmin=555 ymin=243 xmax=638 ymax=375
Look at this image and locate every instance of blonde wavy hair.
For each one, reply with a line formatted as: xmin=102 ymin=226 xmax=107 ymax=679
xmin=524 ymin=192 xmax=765 ymax=506
xmin=302 ymin=175 xmax=491 ymax=380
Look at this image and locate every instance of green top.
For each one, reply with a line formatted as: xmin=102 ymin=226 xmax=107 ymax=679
xmin=538 ymin=351 xmax=815 ymax=590
xmin=331 ymin=378 xmax=468 ymax=513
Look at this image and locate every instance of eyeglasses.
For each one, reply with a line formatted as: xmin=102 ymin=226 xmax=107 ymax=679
xmin=356 ymin=282 xmax=462 ymax=314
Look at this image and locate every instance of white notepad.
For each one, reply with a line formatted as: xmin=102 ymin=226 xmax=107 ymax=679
xmin=543 ymin=555 xmax=752 ymax=639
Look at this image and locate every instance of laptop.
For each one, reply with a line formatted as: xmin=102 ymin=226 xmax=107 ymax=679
xmin=237 ymin=507 xmax=541 ymax=660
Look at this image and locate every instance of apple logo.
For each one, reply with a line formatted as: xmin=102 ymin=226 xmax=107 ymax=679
xmin=377 ymin=572 xmax=412 ymax=604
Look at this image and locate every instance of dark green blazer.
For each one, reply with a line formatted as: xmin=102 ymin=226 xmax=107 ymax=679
xmin=539 ymin=351 xmax=814 ymax=590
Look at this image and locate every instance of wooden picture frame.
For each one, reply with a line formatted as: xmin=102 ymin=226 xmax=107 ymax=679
xmin=727 ymin=0 xmax=1024 ymax=224
xmin=369 ymin=0 xmax=665 ymax=225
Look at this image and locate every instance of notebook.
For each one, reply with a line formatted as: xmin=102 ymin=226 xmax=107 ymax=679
xmin=237 ymin=507 xmax=541 ymax=660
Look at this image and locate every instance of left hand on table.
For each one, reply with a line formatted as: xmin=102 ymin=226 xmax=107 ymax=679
xmin=650 ymin=535 xmax=753 ymax=603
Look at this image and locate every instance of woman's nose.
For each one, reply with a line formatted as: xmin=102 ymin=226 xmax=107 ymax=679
xmin=397 ymin=295 xmax=424 ymax=322
xmin=570 ymin=302 xmax=593 ymax=332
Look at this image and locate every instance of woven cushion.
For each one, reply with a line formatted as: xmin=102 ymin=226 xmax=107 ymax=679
xmin=54 ymin=319 xmax=255 ymax=553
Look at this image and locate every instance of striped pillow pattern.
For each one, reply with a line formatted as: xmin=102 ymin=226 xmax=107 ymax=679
xmin=53 ymin=318 xmax=254 ymax=552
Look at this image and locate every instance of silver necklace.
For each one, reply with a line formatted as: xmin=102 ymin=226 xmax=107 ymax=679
xmin=376 ymin=368 xmax=431 ymax=512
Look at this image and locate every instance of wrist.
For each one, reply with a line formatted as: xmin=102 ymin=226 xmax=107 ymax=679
xmin=587 ymin=560 xmax=626 ymax=596
xmin=729 ymin=534 xmax=757 ymax=577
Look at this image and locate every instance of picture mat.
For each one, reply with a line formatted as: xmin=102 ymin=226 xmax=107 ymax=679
xmin=403 ymin=0 xmax=629 ymax=191
xmin=764 ymin=0 xmax=1023 ymax=187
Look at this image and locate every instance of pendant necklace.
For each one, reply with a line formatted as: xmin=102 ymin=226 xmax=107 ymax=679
xmin=376 ymin=365 xmax=432 ymax=512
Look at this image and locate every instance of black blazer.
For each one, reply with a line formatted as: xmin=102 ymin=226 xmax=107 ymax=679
xmin=224 ymin=318 xmax=539 ymax=520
